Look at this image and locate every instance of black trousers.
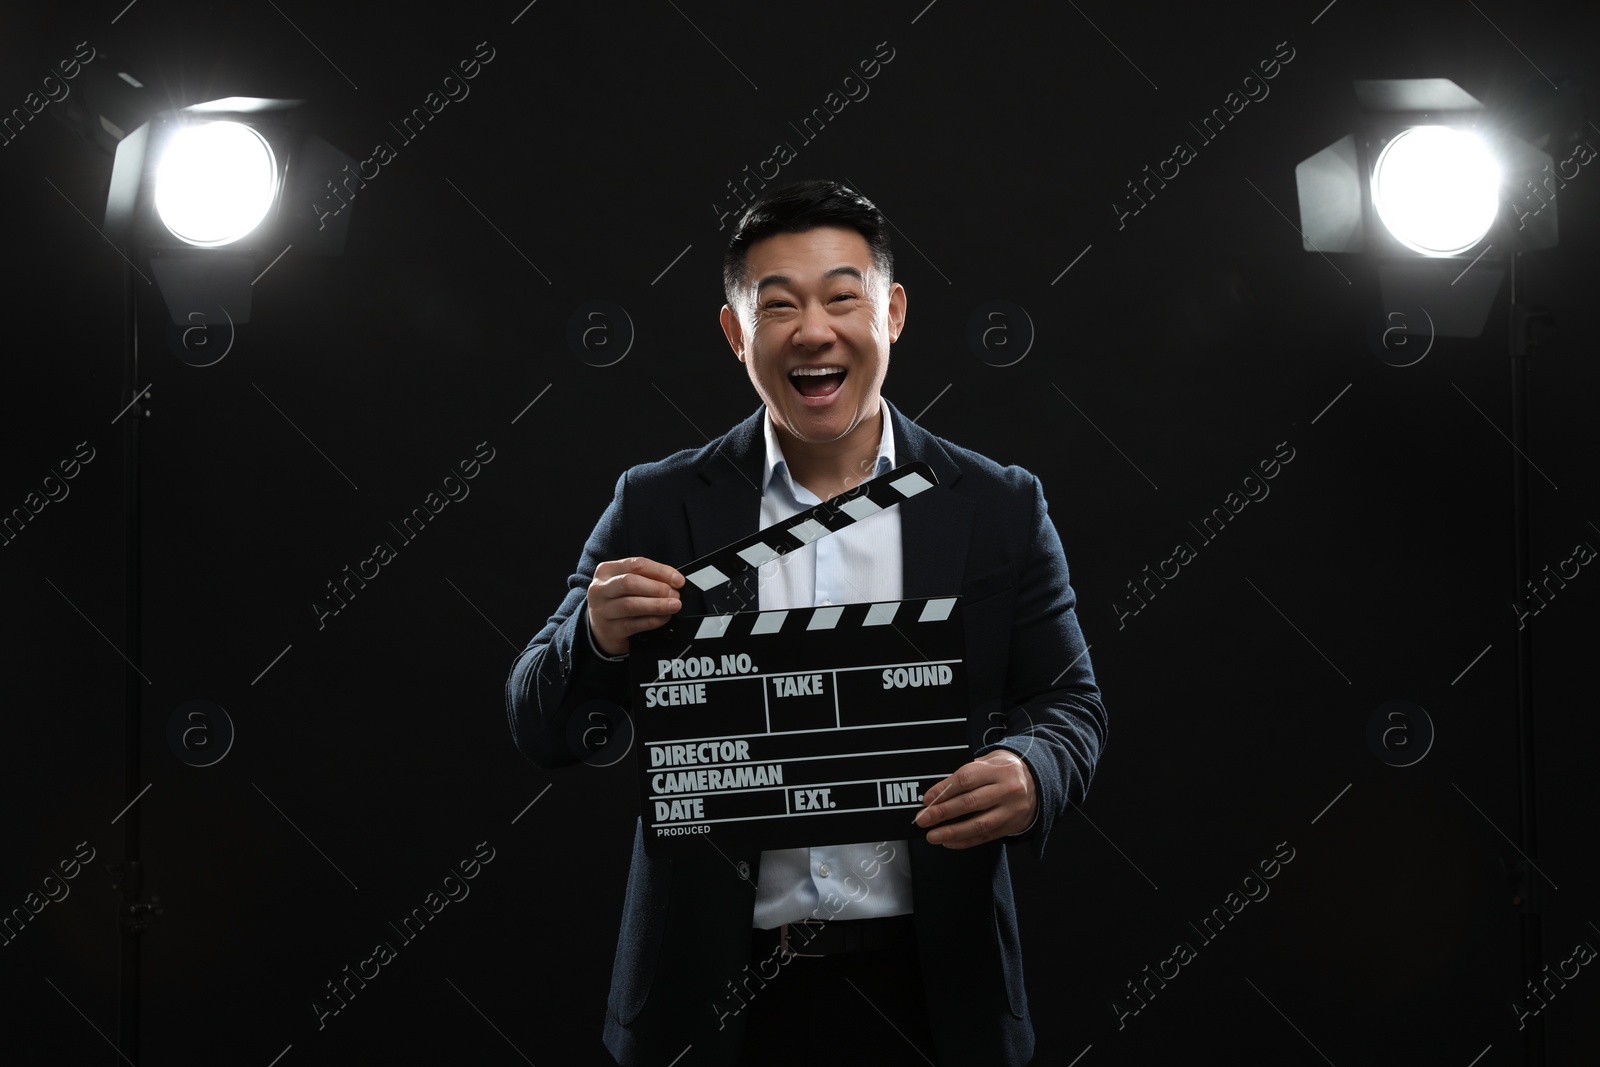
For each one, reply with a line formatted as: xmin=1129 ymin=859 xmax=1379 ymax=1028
xmin=732 ymin=929 xmax=939 ymax=1066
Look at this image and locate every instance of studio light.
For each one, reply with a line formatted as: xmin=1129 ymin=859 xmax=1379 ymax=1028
xmin=1369 ymin=125 xmax=1500 ymax=257
xmin=106 ymin=97 xmax=356 ymax=325
xmin=152 ymin=120 xmax=280 ymax=248
xmin=1294 ymin=78 xmax=1559 ymax=337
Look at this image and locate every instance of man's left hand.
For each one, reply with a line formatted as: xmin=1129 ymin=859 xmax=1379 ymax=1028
xmin=914 ymin=749 xmax=1037 ymax=848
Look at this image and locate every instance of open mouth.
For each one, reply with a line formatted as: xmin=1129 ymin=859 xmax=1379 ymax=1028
xmin=790 ymin=366 xmax=847 ymax=399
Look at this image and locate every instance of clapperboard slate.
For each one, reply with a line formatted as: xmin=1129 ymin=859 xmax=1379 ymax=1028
xmin=629 ymin=462 xmax=970 ymax=855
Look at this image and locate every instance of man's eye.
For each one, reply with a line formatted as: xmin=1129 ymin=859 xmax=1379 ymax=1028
xmin=832 ymin=293 xmax=857 ymax=302
xmin=762 ymin=300 xmax=792 ymax=309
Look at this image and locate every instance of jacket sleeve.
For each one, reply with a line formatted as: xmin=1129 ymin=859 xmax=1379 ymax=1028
xmin=505 ymin=470 xmax=635 ymax=768
xmin=974 ymin=472 xmax=1107 ymax=861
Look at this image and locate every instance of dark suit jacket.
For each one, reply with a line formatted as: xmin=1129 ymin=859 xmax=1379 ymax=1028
xmin=505 ymin=400 xmax=1106 ymax=1066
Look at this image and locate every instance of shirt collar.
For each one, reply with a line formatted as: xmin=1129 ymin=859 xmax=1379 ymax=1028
xmin=763 ymin=396 xmax=896 ymax=499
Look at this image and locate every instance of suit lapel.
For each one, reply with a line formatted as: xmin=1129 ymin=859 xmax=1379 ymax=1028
xmin=683 ymin=407 xmax=766 ymax=615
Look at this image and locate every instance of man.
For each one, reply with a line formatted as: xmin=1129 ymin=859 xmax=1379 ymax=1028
xmin=505 ymin=179 xmax=1106 ymax=1065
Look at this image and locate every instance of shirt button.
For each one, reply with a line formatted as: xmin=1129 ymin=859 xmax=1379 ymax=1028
xmin=818 ymin=863 xmax=831 ymax=878
xmin=820 ymin=600 xmax=833 ymax=607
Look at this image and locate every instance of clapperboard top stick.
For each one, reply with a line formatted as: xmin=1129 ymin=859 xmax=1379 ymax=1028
xmin=674 ymin=461 xmax=939 ymax=595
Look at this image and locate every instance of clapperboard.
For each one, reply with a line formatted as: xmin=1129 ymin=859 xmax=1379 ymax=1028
xmin=629 ymin=462 xmax=970 ymax=855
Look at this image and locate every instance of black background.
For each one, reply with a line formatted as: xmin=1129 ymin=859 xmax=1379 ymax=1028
xmin=2 ymin=1 xmax=1598 ymax=1064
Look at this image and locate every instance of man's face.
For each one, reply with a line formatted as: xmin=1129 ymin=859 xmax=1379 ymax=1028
xmin=719 ymin=225 xmax=906 ymax=449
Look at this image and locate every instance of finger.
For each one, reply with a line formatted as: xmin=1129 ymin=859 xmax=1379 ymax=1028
xmin=595 ymin=595 xmax=683 ymax=622
xmin=616 ymin=613 xmax=677 ymax=637
xmin=594 ymin=613 xmax=677 ymax=653
xmin=917 ymin=782 xmax=1008 ymax=830
xmin=927 ymin=793 xmax=1034 ymax=847
xmin=596 ymin=557 xmax=685 ymax=588
xmin=913 ymin=763 xmax=996 ymax=826
xmin=926 ymin=808 xmax=1014 ymax=849
xmin=917 ymin=772 xmax=967 ymax=811
xmin=593 ymin=571 xmax=685 ymax=604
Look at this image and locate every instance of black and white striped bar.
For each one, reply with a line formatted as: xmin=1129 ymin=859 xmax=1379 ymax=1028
xmin=630 ymin=595 xmax=968 ymax=855
xmin=677 ymin=461 xmax=939 ymax=594
xmin=687 ymin=595 xmax=957 ymax=641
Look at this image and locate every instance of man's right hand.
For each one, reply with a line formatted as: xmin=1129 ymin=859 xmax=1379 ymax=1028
xmin=586 ymin=557 xmax=686 ymax=657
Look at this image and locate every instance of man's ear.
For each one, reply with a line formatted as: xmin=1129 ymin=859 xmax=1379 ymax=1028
xmin=719 ymin=304 xmax=747 ymax=361
xmin=887 ymin=281 xmax=907 ymax=344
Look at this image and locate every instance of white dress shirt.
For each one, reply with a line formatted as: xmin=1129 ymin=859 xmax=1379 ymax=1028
xmin=748 ymin=398 xmax=914 ymax=928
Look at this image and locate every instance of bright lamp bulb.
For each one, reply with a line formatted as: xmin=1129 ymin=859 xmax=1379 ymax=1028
xmin=154 ymin=121 xmax=279 ymax=247
xmin=1371 ymin=126 xmax=1500 ymax=257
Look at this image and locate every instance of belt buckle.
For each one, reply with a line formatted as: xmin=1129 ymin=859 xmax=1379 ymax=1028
xmin=780 ymin=921 xmax=826 ymax=958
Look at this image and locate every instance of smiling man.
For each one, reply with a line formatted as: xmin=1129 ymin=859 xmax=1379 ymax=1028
xmin=722 ymin=222 xmax=895 ymax=503
xmin=506 ymin=179 xmax=1106 ymax=1066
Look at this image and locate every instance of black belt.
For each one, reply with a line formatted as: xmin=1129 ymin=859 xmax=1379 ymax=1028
xmin=753 ymin=914 xmax=916 ymax=958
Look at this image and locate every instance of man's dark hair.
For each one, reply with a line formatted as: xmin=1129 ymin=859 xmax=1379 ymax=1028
xmin=722 ymin=179 xmax=895 ymax=311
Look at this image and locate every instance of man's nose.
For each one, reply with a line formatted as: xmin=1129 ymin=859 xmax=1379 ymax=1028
xmin=792 ymin=301 xmax=836 ymax=347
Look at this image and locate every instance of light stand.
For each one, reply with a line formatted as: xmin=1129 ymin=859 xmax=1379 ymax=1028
xmin=1508 ymin=251 xmax=1553 ymax=1066
xmin=1295 ymin=76 xmax=1580 ymax=1067
xmin=91 ymin=87 xmax=356 ymax=1064
xmin=109 ymin=255 xmax=162 ymax=1065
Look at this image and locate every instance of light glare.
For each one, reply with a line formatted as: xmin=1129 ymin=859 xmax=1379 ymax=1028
xmin=154 ymin=121 xmax=278 ymax=247
xmin=1371 ymin=126 xmax=1499 ymax=257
